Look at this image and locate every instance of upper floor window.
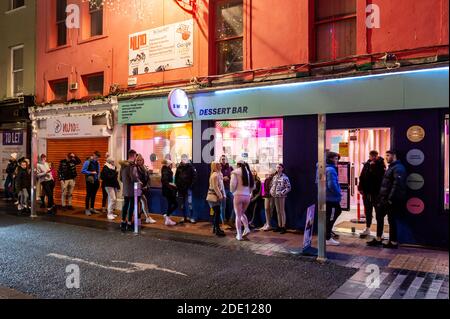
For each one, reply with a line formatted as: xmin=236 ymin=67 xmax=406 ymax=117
xmin=215 ymin=0 xmax=244 ymax=75
xmin=89 ymin=0 xmax=103 ymax=37
xmin=50 ymin=79 xmax=68 ymax=102
xmin=56 ymin=0 xmax=67 ymax=46
xmin=315 ymin=0 xmax=356 ymax=62
xmin=83 ymin=73 xmax=104 ymax=96
xmin=11 ymin=45 xmax=24 ymax=97
xmin=10 ymin=0 xmax=25 ymax=10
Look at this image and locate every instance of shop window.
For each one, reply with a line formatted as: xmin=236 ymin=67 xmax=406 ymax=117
xmin=130 ymin=123 xmax=193 ymax=187
xmin=56 ymin=0 xmax=67 ymax=47
xmin=214 ymin=119 xmax=283 ymax=179
xmin=89 ymin=0 xmax=103 ymax=37
xmin=315 ymin=0 xmax=356 ymax=62
xmin=444 ymin=115 xmax=449 ymax=211
xmin=10 ymin=0 xmax=25 ymax=10
xmin=50 ymin=79 xmax=68 ymax=102
xmin=215 ymin=0 xmax=244 ymax=74
xmin=11 ymin=45 xmax=24 ymax=97
xmin=83 ymin=73 xmax=104 ymax=97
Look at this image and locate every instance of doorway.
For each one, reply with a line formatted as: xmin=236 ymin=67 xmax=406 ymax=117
xmin=326 ymin=128 xmax=391 ymax=235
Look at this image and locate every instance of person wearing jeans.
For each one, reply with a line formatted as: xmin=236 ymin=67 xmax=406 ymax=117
xmin=367 ymin=150 xmax=407 ymax=249
xmin=37 ymin=154 xmax=56 ymax=215
xmin=81 ymin=151 xmax=101 ymax=216
xmin=270 ymin=164 xmax=291 ymax=234
xmin=101 ymin=157 xmax=120 ymax=220
xmin=161 ymin=159 xmax=178 ymax=226
xmin=325 ymin=152 xmax=342 ymax=246
xmin=230 ymin=161 xmax=254 ymax=241
xmin=220 ymin=155 xmax=235 ymax=228
xmin=120 ymin=150 xmax=140 ymax=231
xmin=58 ymin=153 xmax=81 ymax=210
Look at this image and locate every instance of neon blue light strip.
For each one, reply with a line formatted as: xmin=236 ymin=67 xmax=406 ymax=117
xmin=213 ymin=67 xmax=449 ymax=95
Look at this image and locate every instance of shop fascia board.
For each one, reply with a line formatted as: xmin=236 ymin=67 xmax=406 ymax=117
xmin=29 ymin=97 xmax=118 ymax=121
xmin=118 ymin=63 xmax=449 ymax=101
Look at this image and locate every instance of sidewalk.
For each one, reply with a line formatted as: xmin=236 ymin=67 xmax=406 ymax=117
xmin=0 ymin=285 xmax=33 ymax=299
xmin=2 ymin=200 xmax=448 ymax=299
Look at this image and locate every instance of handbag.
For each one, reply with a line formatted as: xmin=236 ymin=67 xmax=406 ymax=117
xmin=86 ymin=175 xmax=95 ymax=184
xmin=206 ymin=188 xmax=219 ymax=203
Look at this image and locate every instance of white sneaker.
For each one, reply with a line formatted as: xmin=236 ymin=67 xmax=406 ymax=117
xmin=360 ymin=228 xmax=371 ymax=237
xmin=326 ymin=238 xmax=340 ymax=246
xmin=17 ymin=204 xmax=23 ymax=211
xmin=164 ymin=216 xmax=177 ymax=226
xmin=14 ymin=201 xmax=19 ymax=205
xmin=85 ymin=210 xmax=92 ymax=216
xmin=243 ymin=228 xmax=251 ymax=237
xmin=236 ymin=234 xmax=243 ymax=241
xmin=107 ymin=214 xmax=116 ymax=220
xmin=145 ymin=217 xmax=157 ymax=224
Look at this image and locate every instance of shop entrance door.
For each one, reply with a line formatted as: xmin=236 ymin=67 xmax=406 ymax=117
xmin=326 ymin=128 xmax=391 ymax=234
xmin=47 ymin=137 xmax=109 ymax=209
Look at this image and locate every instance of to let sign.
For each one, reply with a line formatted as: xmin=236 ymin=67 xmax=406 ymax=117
xmin=2 ymin=131 xmax=23 ymax=146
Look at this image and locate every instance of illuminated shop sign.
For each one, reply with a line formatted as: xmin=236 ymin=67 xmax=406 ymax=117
xmin=198 ymin=106 xmax=248 ymax=117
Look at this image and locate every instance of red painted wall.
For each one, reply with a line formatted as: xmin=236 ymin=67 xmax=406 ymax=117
xmin=36 ymin=0 xmax=449 ymax=104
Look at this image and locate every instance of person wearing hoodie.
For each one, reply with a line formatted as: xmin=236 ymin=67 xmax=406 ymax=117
xmin=58 ymin=152 xmax=81 ymax=210
xmin=230 ymin=161 xmax=255 ymax=241
xmin=161 ymin=159 xmax=178 ymax=226
xmin=101 ymin=157 xmax=120 ymax=220
xmin=119 ymin=149 xmax=140 ymax=231
xmin=270 ymin=163 xmax=291 ymax=234
xmin=206 ymin=161 xmax=226 ymax=237
xmin=4 ymin=153 xmax=18 ymax=200
xmin=325 ymin=152 xmax=342 ymax=246
xmin=367 ymin=150 xmax=407 ymax=249
xmin=37 ymin=154 xmax=56 ymax=215
xmin=15 ymin=159 xmax=31 ymax=214
xmin=245 ymin=169 xmax=264 ymax=228
xmin=175 ymin=154 xmax=198 ymax=224
xmin=81 ymin=151 xmax=101 ymax=216
xmin=136 ymin=154 xmax=156 ymax=224
xmin=358 ymin=150 xmax=386 ymax=237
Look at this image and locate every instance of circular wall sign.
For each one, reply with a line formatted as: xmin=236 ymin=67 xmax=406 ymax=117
xmin=168 ymin=89 xmax=189 ymax=118
xmin=407 ymin=198 xmax=425 ymax=215
xmin=407 ymin=125 xmax=426 ymax=143
xmin=406 ymin=173 xmax=425 ymax=191
xmin=406 ymin=149 xmax=425 ymax=166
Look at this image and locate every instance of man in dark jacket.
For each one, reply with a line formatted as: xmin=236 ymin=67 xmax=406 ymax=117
xmin=368 ymin=150 xmax=407 ymax=249
xmin=358 ymin=150 xmax=386 ymax=237
xmin=175 ymin=154 xmax=197 ymax=223
xmin=119 ymin=149 xmax=139 ymax=231
xmin=81 ymin=151 xmax=101 ymax=216
xmin=58 ymin=152 xmax=81 ymax=210
xmin=4 ymin=153 xmax=18 ymax=200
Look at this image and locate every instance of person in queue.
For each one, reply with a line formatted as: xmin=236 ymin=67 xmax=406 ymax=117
xmin=206 ymin=161 xmax=226 ymax=237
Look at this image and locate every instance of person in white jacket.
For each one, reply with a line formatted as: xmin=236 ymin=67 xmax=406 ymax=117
xmin=270 ymin=163 xmax=291 ymax=234
xmin=230 ymin=161 xmax=255 ymax=241
xmin=36 ymin=154 xmax=56 ymax=214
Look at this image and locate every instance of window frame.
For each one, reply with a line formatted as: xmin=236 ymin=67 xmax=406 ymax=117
xmin=56 ymin=0 xmax=67 ymax=47
xmin=214 ymin=0 xmax=244 ymax=75
xmin=89 ymin=0 xmax=104 ymax=37
xmin=49 ymin=78 xmax=69 ymax=102
xmin=11 ymin=45 xmax=24 ymax=97
xmin=314 ymin=0 xmax=357 ymax=62
xmin=83 ymin=73 xmax=105 ymax=97
xmin=9 ymin=0 xmax=25 ymax=11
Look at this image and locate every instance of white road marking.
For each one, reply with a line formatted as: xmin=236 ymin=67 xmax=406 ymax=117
xmin=47 ymin=253 xmax=188 ymax=277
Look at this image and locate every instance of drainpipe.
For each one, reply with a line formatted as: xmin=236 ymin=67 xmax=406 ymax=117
xmin=317 ymin=114 xmax=327 ymax=262
xmin=29 ymin=108 xmax=38 ymax=218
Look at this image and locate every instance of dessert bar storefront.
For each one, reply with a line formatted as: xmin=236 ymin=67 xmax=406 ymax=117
xmin=119 ymin=67 xmax=449 ymax=248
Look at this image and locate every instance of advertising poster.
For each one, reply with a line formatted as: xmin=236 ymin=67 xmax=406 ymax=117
xmin=302 ymin=205 xmax=316 ymax=251
xmin=129 ymin=19 xmax=194 ymax=75
xmin=0 ymin=130 xmax=27 ymax=189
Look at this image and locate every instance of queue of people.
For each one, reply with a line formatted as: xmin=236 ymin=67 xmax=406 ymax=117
xmin=2 ymin=147 xmax=406 ymax=248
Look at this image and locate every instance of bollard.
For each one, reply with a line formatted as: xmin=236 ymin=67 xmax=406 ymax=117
xmin=134 ymin=182 xmax=139 ymax=234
